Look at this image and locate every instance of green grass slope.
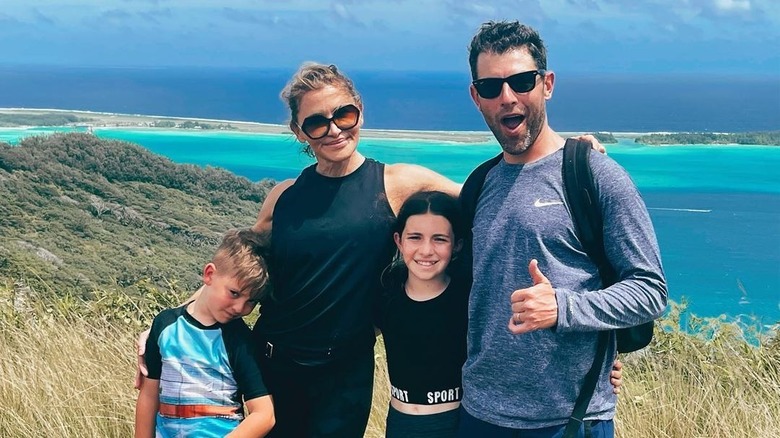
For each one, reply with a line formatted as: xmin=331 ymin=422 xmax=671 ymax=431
xmin=0 ymin=132 xmax=274 ymax=295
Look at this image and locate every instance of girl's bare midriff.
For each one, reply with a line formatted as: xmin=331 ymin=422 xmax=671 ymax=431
xmin=390 ymin=398 xmax=460 ymax=415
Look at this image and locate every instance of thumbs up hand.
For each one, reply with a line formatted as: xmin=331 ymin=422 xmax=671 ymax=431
xmin=508 ymin=259 xmax=559 ymax=335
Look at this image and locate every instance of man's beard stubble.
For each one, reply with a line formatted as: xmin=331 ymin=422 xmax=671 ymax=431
xmin=488 ymin=105 xmax=546 ymax=158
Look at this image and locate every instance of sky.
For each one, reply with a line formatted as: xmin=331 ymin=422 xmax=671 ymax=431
xmin=1 ymin=0 xmax=778 ymax=75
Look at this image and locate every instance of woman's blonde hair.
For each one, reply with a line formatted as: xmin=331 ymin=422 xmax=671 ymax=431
xmin=280 ymin=62 xmax=362 ymax=156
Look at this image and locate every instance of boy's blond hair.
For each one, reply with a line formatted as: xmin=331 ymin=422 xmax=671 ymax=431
xmin=211 ymin=229 xmax=272 ymax=302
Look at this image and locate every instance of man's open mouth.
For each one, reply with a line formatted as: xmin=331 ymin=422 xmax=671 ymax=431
xmin=501 ymin=114 xmax=525 ymax=130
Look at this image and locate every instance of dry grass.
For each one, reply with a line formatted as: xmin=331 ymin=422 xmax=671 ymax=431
xmin=0 ymin=304 xmax=137 ymax=436
xmin=613 ymin=306 xmax=780 ymax=437
xmin=1 ymin=288 xmax=777 ymax=437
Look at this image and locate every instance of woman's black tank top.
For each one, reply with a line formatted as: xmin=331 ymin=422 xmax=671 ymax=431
xmin=254 ymin=158 xmax=396 ymax=356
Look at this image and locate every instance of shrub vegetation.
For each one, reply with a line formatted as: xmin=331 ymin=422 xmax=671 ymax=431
xmin=0 ymin=133 xmax=274 ymax=294
xmin=636 ymin=131 xmax=780 ymax=145
xmin=0 ymin=113 xmax=91 ymax=127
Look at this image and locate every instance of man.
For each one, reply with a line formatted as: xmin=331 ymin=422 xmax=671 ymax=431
xmin=457 ymin=21 xmax=667 ymax=437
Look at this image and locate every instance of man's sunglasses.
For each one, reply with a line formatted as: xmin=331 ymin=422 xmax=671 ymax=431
xmin=472 ymin=70 xmax=546 ymax=99
xmin=298 ymin=104 xmax=361 ymax=140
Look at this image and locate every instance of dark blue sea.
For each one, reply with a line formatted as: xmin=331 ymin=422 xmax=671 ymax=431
xmin=0 ymin=65 xmax=778 ymax=132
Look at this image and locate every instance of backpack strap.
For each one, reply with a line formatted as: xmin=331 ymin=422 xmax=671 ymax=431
xmin=561 ymin=138 xmax=613 ymax=438
xmin=457 ymin=153 xmax=502 ymax=277
xmin=459 ymin=153 xmax=502 ymax=231
xmin=562 ymin=138 xmax=616 ymax=284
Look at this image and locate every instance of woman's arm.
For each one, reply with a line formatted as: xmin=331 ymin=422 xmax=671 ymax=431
xmin=251 ymin=179 xmax=295 ymax=234
xmin=384 ymin=163 xmax=462 ymax=214
xmin=134 ymin=378 xmax=160 ymax=438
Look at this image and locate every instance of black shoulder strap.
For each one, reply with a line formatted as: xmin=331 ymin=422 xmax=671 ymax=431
xmin=457 ymin=153 xmax=502 ymax=278
xmin=562 ymin=139 xmax=617 ymax=285
xmin=562 ymin=138 xmax=612 ymax=438
xmin=459 ymin=153 xmax=502 ymax=231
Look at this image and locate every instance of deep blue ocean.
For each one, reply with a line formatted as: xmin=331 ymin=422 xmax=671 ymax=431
xmin=1 ymin=65 xmax=779 ymax=132
xmin=1 ymin=65 xmax=779 ymax=328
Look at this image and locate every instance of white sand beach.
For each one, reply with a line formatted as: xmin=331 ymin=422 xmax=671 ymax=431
xmin=0 ymin=107 xmax=497 ymax=143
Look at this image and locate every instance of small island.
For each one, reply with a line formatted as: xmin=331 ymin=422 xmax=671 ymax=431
xmin=590 ymin=132 xmax=618 ymax=144
xmin=0 ymin=112 xmax=91 ymax=127
xmin=634 ymin=131 xmax=780 ymax=145
xmin=0 ymin=111 xmax=236 ymax=131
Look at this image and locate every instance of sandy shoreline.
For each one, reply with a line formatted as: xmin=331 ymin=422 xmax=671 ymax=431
xmin=0 ymin=107 xmax=500 ymax=143
xmin=0 ymin=107 xmax=653 ymax=142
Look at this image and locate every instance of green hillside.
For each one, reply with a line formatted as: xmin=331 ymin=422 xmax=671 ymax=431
xmin=0 ymin=132 xmax=274 ymax=295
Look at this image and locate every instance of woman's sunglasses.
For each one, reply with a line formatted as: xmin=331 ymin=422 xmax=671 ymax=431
xmin=472 ymin=70 xmax=546 ymax=99
xmin=298 ymin=104 xmax=361 ymax=140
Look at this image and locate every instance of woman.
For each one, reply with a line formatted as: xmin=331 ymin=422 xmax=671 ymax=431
xmin=250 ymin=63 xmax=461 ymax=438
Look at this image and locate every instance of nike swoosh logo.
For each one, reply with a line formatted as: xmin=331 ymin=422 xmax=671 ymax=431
xmin=534 ymin=199 xmax=564 ymax=208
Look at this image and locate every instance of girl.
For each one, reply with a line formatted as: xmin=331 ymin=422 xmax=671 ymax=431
xmin=375 ymin=191 xmax=469 ymax=438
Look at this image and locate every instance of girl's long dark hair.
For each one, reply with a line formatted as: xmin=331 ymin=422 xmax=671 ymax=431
xmin=381 ymin=191 xmax=465 ymax=289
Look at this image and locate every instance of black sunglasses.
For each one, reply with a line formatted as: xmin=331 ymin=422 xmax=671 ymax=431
xmin=298 ymin=104 xmax=361 ymax=140
xmin=472 ymin=70 xmax=546 ymax=99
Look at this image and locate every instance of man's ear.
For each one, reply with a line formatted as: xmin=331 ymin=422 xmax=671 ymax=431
xmin=202 ymin=263 xmax=216 ymax=285
xmin=469 ymin=84 xmax=482 ymax=110
xmin=543 ymin=70 xmax=555 ymax=100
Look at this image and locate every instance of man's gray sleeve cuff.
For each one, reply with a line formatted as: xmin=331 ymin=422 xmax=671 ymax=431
xmin=554 ymin=288 xmax=576 ymax=332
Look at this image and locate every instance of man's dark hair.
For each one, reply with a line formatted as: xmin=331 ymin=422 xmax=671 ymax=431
xmin=468 ymin=21 xmax=548 ymax=80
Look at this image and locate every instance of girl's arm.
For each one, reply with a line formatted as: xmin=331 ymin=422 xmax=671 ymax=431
xmin=134 ymin=378 xmax=160 ymax=438
xmin=226 ymin=395 xmax=275 ymax=438
xmin=611 ymin=359 xmax=623 ymax=394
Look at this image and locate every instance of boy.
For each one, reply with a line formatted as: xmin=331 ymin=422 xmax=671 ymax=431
xmin=135 ymin=229 xmax=275 ymax=438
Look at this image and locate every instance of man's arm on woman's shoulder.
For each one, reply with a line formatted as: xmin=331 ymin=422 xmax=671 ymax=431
xmin=572 ymin=133 xmax=607 ymax=154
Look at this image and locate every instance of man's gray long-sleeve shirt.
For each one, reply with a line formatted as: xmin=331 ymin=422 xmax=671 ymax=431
xmin=461 ymin=148 xmax=667 ymax=429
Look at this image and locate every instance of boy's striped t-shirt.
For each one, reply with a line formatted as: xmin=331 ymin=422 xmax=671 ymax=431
xmin=145 ymin=305 xmax=268 ymax=437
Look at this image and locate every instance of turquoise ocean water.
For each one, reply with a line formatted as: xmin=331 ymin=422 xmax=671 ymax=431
xmin=3 ymin=127 xmax=779 ymax=326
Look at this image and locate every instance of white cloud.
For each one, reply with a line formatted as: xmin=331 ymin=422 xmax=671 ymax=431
xmin=714 ymin=0 xmax=751 ymax=11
